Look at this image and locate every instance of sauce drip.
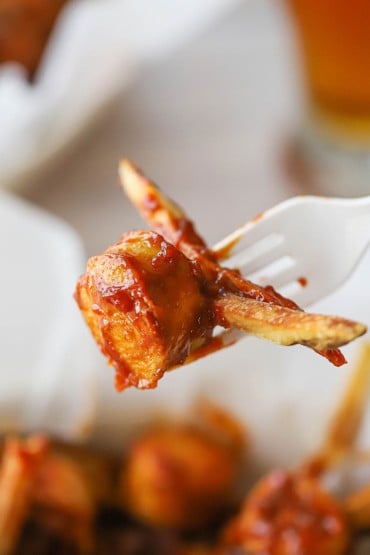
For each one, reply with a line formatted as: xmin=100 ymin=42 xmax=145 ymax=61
xmin=297 ymin=276 xmax=308 ymax=287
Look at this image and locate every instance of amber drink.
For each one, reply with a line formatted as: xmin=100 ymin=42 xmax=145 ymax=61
xmin=287 ymin=0 xmax=370 ymax=194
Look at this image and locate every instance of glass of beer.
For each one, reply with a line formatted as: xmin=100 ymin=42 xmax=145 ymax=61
xmin=286 ymin=0 xmax=370 ymax=195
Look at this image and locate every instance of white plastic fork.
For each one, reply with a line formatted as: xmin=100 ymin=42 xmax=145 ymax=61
xmin=212 ymin=195 xmax=370 ymax=309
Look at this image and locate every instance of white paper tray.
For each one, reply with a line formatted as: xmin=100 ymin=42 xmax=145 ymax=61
xmin=0 ymin=0 xmax=239 ymax=192
xmin=0 ymin=192 xmax=98 ymax=437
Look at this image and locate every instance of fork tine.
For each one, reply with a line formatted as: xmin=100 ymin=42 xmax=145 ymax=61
xmin=212 ymin=220 xmax=276 ymax=260
xmin=212 ymin=222 xmax=256 ymax=259
xmin=248 ymin=257 xmax=298 ymax=289
xmin=212 ymin=197 xmax=304 ymax=260
xmin=230 ymin=237 xmax=286 ymax=276
xmin=285 ymin=284 xmax=323 ymax=309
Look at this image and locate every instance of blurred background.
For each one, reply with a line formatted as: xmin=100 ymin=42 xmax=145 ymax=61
xmin=0 ymin=0 xmax=369 ymax=470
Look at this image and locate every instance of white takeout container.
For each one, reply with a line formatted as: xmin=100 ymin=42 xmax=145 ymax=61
xmin=0 ymin=192 xmax=98 ymax=437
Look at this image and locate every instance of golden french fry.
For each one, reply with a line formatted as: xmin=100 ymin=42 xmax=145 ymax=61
xmin=324 ymin=343 xmax=370 ymax=455
xmin=345 ymin=482 xmax=370 ymax=530
xmin=304 ymin=342 xmax=370 ymax=476
xmin=214 ymin=294 xmax=366 ymax=351
xmin=0 ymin=436 xmax=49 ymax=555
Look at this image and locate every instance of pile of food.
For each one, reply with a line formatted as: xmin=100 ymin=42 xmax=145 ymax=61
xmin=0 ymin=0 xmax=69 ymax=78
xmin=0 ymin=404 xmax=246 ymax=555
xmin=1 ymin=344 xmax=370 ymax=555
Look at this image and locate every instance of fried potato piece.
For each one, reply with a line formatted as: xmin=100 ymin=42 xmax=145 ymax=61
xmin=221 ymin=470 xmax=349 ymax=555
xmin=214 ymin=293 xmax=365 ymax=352
xmin=0 ymin=436 xmax=48 ymax=555
xmin=75 ymin=160 xmax=367 ymax=391
xmin=345 ymin=483 xmax=370 ymax=531
xmin=119 ymin=159 xmax=207 ymax=252
xmin=50 ymin=441 xmax=118 ymax=507
xmin=24 ymin=439 xmax=117 ymax=552
xmin=32 ymin=453 xmax=96 ymax=551
xmin=305 ymin=342 xmax=370 ymax=475
xmin=76 ymin=230 xmax=212 ymax=390
xmin=120 ymin=406 xmax=245 ymax=530
xmin=325 ymin=343 xmax=370 ymax=454
xmin=0 ymin=437 xmax=121 ymax=554
xmin=332 ymin=344 xmax=370 ymax=532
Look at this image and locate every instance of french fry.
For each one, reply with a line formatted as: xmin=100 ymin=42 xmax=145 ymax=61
xmin=0 ymin=436 xmax=49 ymax=555
xmin=213 ymin=293 xmax=365 ymax=352
xmin=324 ymin=343 xmax=370 ymax=457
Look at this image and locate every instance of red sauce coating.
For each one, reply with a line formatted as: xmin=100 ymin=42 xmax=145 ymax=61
xmin=316 ymin=349 xmax=347 ymax=367
xmin=213 ymin=236 xmax=242 ymax=262
xmin=142 ymin=192 xmax=161 ymax=212
xmin=76 ymin=231 xmax=215 ymax=391
xmin=223 ymin=470 xmax=349 ymax=555
xmin=298 ymin=276 xmax=308 ymax=287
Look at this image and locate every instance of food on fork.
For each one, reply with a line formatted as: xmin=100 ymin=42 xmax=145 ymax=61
xmin=0 ymin=0 xmax=69 ymax=79
xmin=75 ymin=160 xmax=366 ymax=391
xmin=76 ymin=161 xmax=365 ymax=389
